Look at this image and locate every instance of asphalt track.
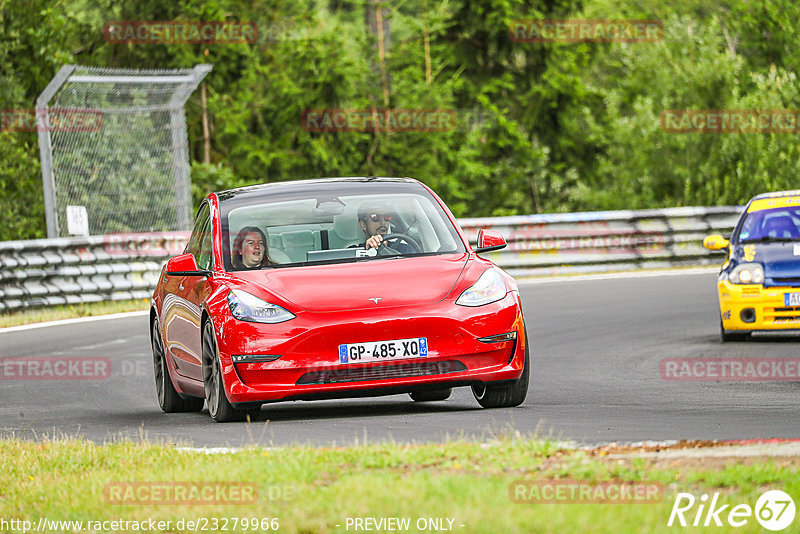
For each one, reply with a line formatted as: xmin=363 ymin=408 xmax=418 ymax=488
xmin=1 ymin=270 xmax=799 ymax=447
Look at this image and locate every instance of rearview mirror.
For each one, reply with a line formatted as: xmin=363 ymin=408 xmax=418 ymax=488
xmin=703 ymin=234 xmax=730 ymax=251
xmin=165 ymin=253 xmax=210 ymax=276
xmin=475 ymin=229 xmax=507 ymax=253
xmin=312 ymin=198 xmax=345 ymax=217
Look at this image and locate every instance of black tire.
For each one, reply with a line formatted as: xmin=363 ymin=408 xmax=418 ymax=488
xmin=202 ymin=320 xmax=259 ymax=422
xmin=409 ymin=388 xmax=452 ymax=402
xmin=720 ymin=319 xmax=750 ymax=342
xmin=151 ymin=317 xmax=204 ymax=413
xmin=472 ymin=329 xmax=529 ymax=408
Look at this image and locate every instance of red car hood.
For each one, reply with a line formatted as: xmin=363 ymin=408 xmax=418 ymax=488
xmin=231 ymin=253 xmax=469 ymax=312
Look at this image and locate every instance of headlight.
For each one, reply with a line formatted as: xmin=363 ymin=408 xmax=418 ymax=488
xmin=729 ymin=263 xmax=764 ymax=284
xmin=456 ymin=268 xmax=507 ymax=306
xmin=227 ymin=289 xmax=295 ymax=323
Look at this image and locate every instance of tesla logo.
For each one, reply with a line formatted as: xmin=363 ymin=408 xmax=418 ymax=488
xmin=368 ymin=298 xmax=382 ymax=304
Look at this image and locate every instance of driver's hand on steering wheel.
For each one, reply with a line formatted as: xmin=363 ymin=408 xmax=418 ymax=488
xmin=365 ymin=234 xmax=383 ymax=250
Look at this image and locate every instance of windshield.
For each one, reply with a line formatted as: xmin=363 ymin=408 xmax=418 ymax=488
xmin=738 ymin=206 xmax=800 ymax=243
xmin=220 ymin=181 xmax=465 ymax=270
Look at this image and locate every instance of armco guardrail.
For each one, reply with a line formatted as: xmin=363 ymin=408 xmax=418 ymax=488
xmin=0 ymin=207 xmax=741 ymax=312
xmin=459 ymin=206 xmax=740 ymax=277
xmin=0 ymin=232 xmax=189 ymax=312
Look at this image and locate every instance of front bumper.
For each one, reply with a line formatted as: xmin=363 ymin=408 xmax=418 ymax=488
xmin=718 ymin=280 xmax=800 ymax=331
xmin=212 ymin=292 xmax=526 ymax=404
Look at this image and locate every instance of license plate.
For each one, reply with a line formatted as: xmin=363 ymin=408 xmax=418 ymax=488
xmin=785 ymin=293 xmax=800 ymax=306
xmin=338 ymin=337 xmax=428 ymax=364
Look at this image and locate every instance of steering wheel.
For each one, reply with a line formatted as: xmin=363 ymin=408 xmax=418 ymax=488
xmin=381 ymin=233 xmax=422 ymax=253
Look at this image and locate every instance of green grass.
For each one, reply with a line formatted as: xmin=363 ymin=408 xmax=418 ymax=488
xmin=1 ymin=437 xmax=797 ymax=533
xmin=0 ymin=299 xmax=149 ymax=328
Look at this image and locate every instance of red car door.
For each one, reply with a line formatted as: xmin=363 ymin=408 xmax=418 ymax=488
xmin=163 ymin=204 xmax=213 ymax=382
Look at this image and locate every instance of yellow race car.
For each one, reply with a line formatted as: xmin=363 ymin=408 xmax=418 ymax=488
xmin=704 ymin=190 xmax=800 ymax=341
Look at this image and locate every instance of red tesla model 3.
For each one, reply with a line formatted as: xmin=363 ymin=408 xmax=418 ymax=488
xmin=150 ymin=177 xmax=528 ymax=421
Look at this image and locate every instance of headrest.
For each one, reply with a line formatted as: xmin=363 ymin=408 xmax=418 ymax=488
xmin=332 ymin=207 xmax=363 ymax=241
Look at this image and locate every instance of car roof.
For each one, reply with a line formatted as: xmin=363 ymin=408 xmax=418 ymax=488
xmin=744 ymin=190 xmax=800 ymax=213
xmin=216 ymin=177 xmax=420 ymax=201
xmin=750 ymin=190 xmax=800 ymax=201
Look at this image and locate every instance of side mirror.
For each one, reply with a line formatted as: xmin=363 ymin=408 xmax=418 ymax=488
xmin=703 ymin=234 xmax=730 ymax=251
xmin=165 ymin=253 xmax=210 ymax=276
xmin=475 ymin=229 xmax=507 ymax=253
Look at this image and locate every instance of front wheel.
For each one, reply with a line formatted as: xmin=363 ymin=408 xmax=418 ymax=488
xmin=151 ymin=317 xmax=204 ymax=413
xmin=202 ymin=320 xmax=260 ymax=422
xmin=472 ymin=329 xmax=529 ymax=408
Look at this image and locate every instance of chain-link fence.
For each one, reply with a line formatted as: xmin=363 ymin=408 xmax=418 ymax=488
xmin=36 ymin=65 xmax=211 ymax=238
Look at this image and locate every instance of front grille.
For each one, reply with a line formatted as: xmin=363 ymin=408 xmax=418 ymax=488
xmin=296 ymin=360 xmax=466 ymax=385
xmin=770 ymin=316 xmax=800 ymax=324
xmin=765 ymin=306 xmax=800 ymax=324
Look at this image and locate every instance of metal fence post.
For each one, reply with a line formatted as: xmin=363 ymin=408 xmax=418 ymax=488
xmin=36 ymin=65 xmax=76 ymax=238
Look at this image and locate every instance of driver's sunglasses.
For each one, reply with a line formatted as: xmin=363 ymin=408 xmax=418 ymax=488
xmin=368 ymin=213 xmax=391 ymax=222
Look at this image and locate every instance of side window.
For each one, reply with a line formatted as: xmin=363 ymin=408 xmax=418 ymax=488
xmin=196 ymin=217 xmax=213 ymax=271
xmin=186 ymin=203 xmax=211 ymax=256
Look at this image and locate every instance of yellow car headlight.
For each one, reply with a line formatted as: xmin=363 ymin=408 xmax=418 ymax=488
xmin=729 ymin=263 xmax=764 ymax=285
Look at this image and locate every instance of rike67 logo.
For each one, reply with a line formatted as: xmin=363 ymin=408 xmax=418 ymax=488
xmin=668 ymin=490 xmax=795 ymax=531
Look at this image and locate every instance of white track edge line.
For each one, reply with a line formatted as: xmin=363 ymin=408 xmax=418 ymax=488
xmin=0 ymin=310 xmax=149 ymax=334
